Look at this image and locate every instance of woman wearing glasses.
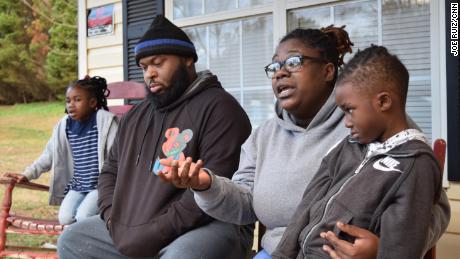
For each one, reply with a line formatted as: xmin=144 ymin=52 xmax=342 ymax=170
xmin=158 ymin=26 xmax=449 ymax=259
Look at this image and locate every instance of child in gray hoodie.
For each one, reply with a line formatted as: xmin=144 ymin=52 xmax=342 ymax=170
xmin=271 ymin=45 xmax=449 ymax=259
xmin=3 ymin=76 xmax=118 ymax=225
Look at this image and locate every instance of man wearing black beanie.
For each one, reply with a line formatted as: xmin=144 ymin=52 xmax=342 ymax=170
xmin=58 ymin=15 xmax=253 ymax=259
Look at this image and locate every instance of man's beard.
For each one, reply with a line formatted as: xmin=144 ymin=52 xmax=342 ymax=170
xmin=145 ymin=65 xmax=190 ymax=108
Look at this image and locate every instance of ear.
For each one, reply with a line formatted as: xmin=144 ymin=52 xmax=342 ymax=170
xmin=89 ymin=97 xmax=98 ymax=110
xmin=376 ymin=91 xmax=392 ymax=112
xmin=324 ymin=63 xmax=335 ymax=83
xmin=183 ymin=57 xmax=195 ymax=68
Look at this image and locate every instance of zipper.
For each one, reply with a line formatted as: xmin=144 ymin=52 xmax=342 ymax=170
xmin=301 ymin=148 xmax=373 ymax=255
xmin=300 ymin=135 xmax=425 ymax=256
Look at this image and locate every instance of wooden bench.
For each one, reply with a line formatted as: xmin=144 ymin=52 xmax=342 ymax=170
xmin=105 ymin=81 xmax=145 ymax=117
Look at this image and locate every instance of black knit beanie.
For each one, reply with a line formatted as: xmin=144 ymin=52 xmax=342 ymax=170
xmin=134 ymin=15 xmax=198 ymax=65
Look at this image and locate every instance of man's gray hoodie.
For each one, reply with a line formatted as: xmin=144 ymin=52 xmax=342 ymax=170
xmin=194 ymin=89 xmax=450 ymax=255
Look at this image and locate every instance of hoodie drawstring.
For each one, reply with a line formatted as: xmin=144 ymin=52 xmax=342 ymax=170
xmin=136 ymin=106 xmax=155 ymax=166
xmin=149 ymin=112 xmax=166 ymax=172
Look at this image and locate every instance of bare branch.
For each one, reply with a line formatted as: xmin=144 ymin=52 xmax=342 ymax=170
xmin=20 ymin=0 xmax=77 ymax=29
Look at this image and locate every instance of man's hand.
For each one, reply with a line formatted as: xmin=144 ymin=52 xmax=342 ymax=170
xmin=2 ymin=172 xmax=29 ymax=183
xmin=158 ymin=157 xmax=211 ymax=190
xmin=320 ymin=221 xmax=379 ymax=259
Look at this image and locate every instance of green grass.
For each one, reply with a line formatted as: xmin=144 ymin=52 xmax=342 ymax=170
xmin=0 ymin=102 xmax=63 ymax=117
xmin=0 ymin=102 xmax=64 ymax=249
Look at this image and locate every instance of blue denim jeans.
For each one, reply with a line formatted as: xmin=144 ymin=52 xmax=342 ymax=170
xmin=254 ymin=249 xmax=272 ymax=259
xmin=58 ymin=189 xmax=99 ymax=225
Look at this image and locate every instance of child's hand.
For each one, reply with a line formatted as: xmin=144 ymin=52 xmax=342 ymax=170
xmin=2 ymin=172 xmax=29 ymax=183
xmin=157 ymin=157 xmax=211 ymax=190
xmin=320 ymin=221 xmax=379 ymax=259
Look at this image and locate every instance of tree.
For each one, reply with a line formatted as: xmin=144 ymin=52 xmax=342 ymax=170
xmin=0 ymin=0 xmax=77 ymax=104
xmin=45 ymin=0 xmax=78 ymax=95
xmin=0 ymin=1 xmax=50 ymax=104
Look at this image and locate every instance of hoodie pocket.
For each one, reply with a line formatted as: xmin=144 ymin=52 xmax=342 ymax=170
xmin=332 ymin=209 xmax=355 ymax=244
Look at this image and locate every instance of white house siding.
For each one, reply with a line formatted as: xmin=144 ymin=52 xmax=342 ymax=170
xmin=79 ymin=0 xmax=123 ymax=83
xmin=437 ymin=184 xmax=460 ymax=258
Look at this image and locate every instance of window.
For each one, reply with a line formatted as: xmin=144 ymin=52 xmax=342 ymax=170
xmin=287 ymin=0 xmax=432 ymax=140
xmin=382 ymin=0 xmax=431 ymax=138
xmin=167 ymin=0 xmax=440 ymax=140
xmin=183 ymin=15 xmax=274 ymax=128
xmin=173 ymin=0 xmax=273 ymax=19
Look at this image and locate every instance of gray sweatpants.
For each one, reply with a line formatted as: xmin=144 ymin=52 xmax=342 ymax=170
xmin=57 ymin=215 xmax=253 ymax=259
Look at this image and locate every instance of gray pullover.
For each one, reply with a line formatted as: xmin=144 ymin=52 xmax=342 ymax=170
xmin=195 ymin=90 xmax=346 ymax=253
xmin=194 ymin=89 xmax=450 ymax=254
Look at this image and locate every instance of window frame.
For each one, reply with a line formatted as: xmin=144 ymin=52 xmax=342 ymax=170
xmin=164 ymin=0 xmax=448 ymax=181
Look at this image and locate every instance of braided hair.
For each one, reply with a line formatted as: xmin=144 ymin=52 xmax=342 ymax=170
xmin=69 ymin=75 xmax=110 ymax=111
xmin=280 ymin=25 xmax=354 ymax=85
xmin=337 ymin=45 xmax=409 ymax=108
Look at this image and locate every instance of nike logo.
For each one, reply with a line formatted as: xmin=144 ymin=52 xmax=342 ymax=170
xmin=373 ymin=156 xmax=403 ymax=173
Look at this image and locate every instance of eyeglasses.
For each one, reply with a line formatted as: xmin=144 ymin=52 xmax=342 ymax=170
xmin=264 ymin=55 xmax=327 ymax=79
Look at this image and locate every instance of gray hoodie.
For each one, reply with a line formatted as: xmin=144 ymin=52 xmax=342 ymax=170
xmin=194 ymin=89 xmax=450 ymax=255
xmin=195 ymin=89 xmax=346 ymax=254
xmin=22 ymin=109 xmax=118 ymax=205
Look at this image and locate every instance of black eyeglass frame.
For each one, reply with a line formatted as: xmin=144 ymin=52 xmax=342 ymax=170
xmin=264 ymin=55 xmax=327 ymax=79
